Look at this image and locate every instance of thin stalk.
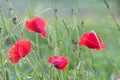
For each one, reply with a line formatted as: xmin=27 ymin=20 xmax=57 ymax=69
xmin=5 ymin=0 xmax=21 ymax=23
xmin=13 ymin=65 xmax=16 ymax=80
xmin=0 ymin=2 xmax=7 ymax=79
xmin=35 ymin=34 xmax=48 ymax=79
xmin=25 ymin=0 xmax=34 ymax=18
xmin=25 ymin=57 xmax=42 ymax=79
xmin=62 ymin=20 xmax=70 ymax=34
xmin=105 ymin=54 xmax=120 ymax=72
xmin=53 ymin=8 xmax=59 ymax=47
xmin=71 ymin=8 xmax=80 ymax=39
xmin=89 ymin=50 xmax=97 ymax=80
xmin=75 ymin=0 xmax=84 ymax=28
xmin=5 ymin=0 xmax=27 ymax=39
xmin=103 ymin=0 xmax=120 ymax=31
xmin=5 ymin=69 xmax=9 ymax=80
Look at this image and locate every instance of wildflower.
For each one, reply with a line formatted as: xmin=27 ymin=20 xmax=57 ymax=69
xmin=48 ymin=56 xmax=69 ymax=70
xmin=25 ymin=17 xmax=47 ymax=38
xmin=78 ymin=31 xmax=106 ymax=50
xmin=8 ymin=40 xmax=31 ymax=64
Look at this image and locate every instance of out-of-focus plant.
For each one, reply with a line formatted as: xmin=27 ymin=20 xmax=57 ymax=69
xmin=115 ymin=0 xmax=120 ymax=15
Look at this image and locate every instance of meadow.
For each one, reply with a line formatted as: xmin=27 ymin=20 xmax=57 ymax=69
xmin=0 ymin=0 xmax=120 ymax=80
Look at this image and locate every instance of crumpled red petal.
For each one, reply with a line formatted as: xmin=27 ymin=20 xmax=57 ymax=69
xmin=47 ymin=56 xmax=60 ymax=63
xmin=78 ymin=31 xmax=106 ymax=50
xmin=8 ymin=44 xmax=21 ymax=63
xmin=18 ymin=40 xmax=31 ymax=57
xmin=48 ymin=56 xmax=69 ymax=70
xmin=53 ymin=56 xmax=69 ymax=70
xmin=25 ymin=17 xmax=47 ymax=38
xmin=8 ymin=40 xmax=31 ymax=64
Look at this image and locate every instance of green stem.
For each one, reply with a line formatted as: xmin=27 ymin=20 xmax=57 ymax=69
xmin=89 ymin=50 xmax=97 ymax=80
xmin=103 ymin=0 xmax=120 ymax=31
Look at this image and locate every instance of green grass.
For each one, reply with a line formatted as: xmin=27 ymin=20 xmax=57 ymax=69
xmin=0 ymin=0 xmax=120 ymax=80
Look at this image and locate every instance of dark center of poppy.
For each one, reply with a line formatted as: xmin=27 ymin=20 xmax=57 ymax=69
xmin=54 ymin=64 xmax=59 ymax=68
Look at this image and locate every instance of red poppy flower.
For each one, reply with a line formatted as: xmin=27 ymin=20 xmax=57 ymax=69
xmin=8 ymin=40 xmax=31 ymax=64
xmin=25 ymin=17 xmax=47 ymax=38
xmin=78 ymin=31 xmax=106 ymax=50
xmin=48 ymin=56 xmax=69 ymax=70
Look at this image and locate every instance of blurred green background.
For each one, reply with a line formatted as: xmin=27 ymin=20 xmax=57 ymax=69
xmin=1 ymin=0 xmax=119 ymax=17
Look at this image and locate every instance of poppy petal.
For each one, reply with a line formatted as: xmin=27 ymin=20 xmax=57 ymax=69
xmin=85 ymin=31 xmax=100 ymax=49
xmin=33 ymin=17 xmax=47 ymax=29
xmin=96 ymin=34 xmax=106 ymax=49
xmin=47 ymin=56 xmax=59 ymax=64
xmin=78 ymin=31 xmax=106 ymax=50
xmin=8 ymin=44 xmax=21 ymax=63
xmin=8 ymin=39 xmax=31 ymax=64
xmin=18 ymin=40 xmax=31 ymax=57
xmin=26 ymin=20 xmax=34 ymax=32
xmin=78 ymin=32 xmax=89 ymax=46
xmin=40 ymin=30 xmax=46 ymax=38
xmin=48 ymin=56 xmax=69 ymax=70
xmin=54 ymin=56 xmax=69 ymax=70
xmin=25 ymin=17 xmax=47 ymax=38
